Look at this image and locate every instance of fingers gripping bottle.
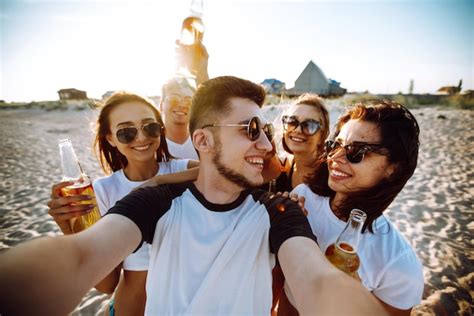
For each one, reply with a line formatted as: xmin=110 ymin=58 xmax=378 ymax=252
xmin=58 ymin=139 xmax=101 ymax=233
xmin=325 ymin=209 xmax=367 ymax=277
xmin=180 ymin=0 xmax=205 ymax=46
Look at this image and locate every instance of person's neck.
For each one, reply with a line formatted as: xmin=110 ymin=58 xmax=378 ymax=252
xmin=193 ymin=166 xmax=243 ymax=205
xmin=165 ymin=123 xmax=189 ymax=144
xmin=123 ymin=160 xmax=159 ymax=182
xmin=330 ymin=193 xmax=347 ymax=221
xmin=291 ymin=153 xmax=317 ymax=188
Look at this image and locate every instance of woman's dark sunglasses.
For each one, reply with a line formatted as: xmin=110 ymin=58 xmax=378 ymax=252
xmin=282 ymin=115 xmax=321 ymax=136
xmin=116 ymin=122 xmax=162 ymax=144
xmin=202 ymin=116 xmax=274 ymax=142
xmin=325 ymin=140 xmax=388 ymax=164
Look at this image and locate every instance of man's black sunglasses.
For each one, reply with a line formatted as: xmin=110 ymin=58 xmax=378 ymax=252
xmin=282 ymin=115 xmax=321 ymax=136
xmin=325 ymin=140 xmax=389 ymax=164
xmin=116 ymin=122 xmax=163 ymax=144
xmin=202 ymin=116 xmax=274 ymax=142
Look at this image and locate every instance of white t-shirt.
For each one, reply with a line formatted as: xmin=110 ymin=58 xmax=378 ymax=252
xmin=93 ymin=159 xmax=189 ymax=271
xmin=166 ymin=136 xmax=198 ymax=160
xmin=286 ymin=184 xmax=424 ymax=310
xmin=107 ymin=184 xmax=317 ymax=315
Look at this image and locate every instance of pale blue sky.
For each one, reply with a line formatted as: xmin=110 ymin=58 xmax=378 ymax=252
xmin=1 ymin=0 xmax=473 ymax=102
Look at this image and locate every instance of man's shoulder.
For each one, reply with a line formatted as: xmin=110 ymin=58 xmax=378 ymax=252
xmin=135 ymin=181 xmax=192 ymax=197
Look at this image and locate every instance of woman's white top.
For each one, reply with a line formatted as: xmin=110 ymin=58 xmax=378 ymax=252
xmin=93 ymin=159 xmax=189 ymax=270
xmin=286 ymin=184 xmax=424 ymax=310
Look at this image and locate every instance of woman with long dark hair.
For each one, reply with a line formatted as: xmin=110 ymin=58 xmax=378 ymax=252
xmin=47 ymin=91 xmax=198 ymax=315
xmin=279 ymin=100 xmax=424 ymax=315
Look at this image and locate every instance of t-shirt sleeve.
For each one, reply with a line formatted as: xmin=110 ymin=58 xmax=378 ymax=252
xmin=105 ymin=185 xmax=173 ymax=248
xmin=92 ymin=178 xmax=109 ymax=216
xmin=259 ymin=192 xmax=318 ymax=255
xmin=373 ymin=249 xmax=424 ymax=309
xmin=171 ymin=158 xmax=190 ymax=173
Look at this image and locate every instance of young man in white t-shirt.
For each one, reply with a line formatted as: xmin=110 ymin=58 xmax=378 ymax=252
xmin=160 ymin=41 xmax=209 ymax=160
xmin=0 ymin=76 xmax=387 ymax=316
xmin=160 ymin=77 xmax=199 ymax=160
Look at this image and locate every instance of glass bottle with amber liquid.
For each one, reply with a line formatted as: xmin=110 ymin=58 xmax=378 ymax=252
xmin=325 ymin=209 xmax=367 ymax=277
xmin=59 ymin=138 xmax=101 ymax=233
xmin=176 ymin=0 xmax=205 ymax=80
xmin=180 ymin=0 xmax=205 ymax=46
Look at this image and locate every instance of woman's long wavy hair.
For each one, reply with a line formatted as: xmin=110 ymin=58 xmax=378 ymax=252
xmin=306 ymin=100 xmax=420 ymax=233
xmin=94 ymin=91 xmax=173 ymax=174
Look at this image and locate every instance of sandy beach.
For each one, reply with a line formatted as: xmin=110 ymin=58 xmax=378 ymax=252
xmin=0 ymin=104 xmax=473 ymax=315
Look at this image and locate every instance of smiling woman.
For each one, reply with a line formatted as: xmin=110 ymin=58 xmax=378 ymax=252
xmin=279 ymin=100 xmax=424 ymax=316
xmin=46 ymin=91 xmax=198 ymax=316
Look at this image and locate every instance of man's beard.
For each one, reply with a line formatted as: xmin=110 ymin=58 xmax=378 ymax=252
xmin=212 ymin=138 xmax=261 ymax=189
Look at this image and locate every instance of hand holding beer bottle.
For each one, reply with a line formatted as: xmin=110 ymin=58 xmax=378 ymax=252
xmin=175 ymin=0 xmax=209 ymax=86
xmin=325 ymin=209 xmax=367 ymax=278
xmin=51 ymin=139 xmax=101 ymax=234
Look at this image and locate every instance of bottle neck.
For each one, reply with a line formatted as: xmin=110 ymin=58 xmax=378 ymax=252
xmin=336 ymin=209 xmax=366 ymax=250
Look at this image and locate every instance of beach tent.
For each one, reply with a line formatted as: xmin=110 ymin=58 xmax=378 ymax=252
xmin=287 ymin=61 xmax=346 ymax=97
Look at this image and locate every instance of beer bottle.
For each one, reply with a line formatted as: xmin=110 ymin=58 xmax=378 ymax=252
xmin=58 ymin=139 xmax=101 ymax=233
xmin=180 ymin=0 xmax=204 ymax=46
xmin=325 ymin=209 xmax=367 ymax=277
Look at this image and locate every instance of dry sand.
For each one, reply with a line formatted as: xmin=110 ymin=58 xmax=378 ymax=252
xmin=0 ymin=104 xmax=473 ymax=315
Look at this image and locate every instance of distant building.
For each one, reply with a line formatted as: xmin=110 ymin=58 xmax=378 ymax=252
xmin=260 ymin=78 xmax=286 ymax=94
xmin=437 ymin=79 xmax=462 ymax=95
xmin=57 ymin=88 xmax=87 ymax=100
xmin=286 ymin=61 xmax=346 ymax=97
xmin=328 ymin=79 xmax=346 ymax=96
xmin=102 ymin=91 xmax=115 ymax=100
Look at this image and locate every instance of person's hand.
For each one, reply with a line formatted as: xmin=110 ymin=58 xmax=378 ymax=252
xmin=175 ymin=40 xmax=209 ymax=85
xmin=353 ymin=271 xmax=362 ymax=282
xmin=262 ymin=142 xmax=283 ymax=184
xmin=275 ymin=191 xmax=308 ymax=216
xmin=47 ymin=181 xmax=95 ymax=235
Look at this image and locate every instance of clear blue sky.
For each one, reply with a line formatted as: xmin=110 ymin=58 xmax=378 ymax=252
xmin=1 ymin=0 xmax=473 ymax=102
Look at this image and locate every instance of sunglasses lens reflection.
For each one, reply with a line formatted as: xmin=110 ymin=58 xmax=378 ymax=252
xmin=143 ymin=122 xmax=162 ymax=138
xmin=283 ymin=116 xmax=320 ymax=136
xmin=346 ymin=146 xmax=364 ymax=163
xmin=302 ymin=121 xmax=319 ymax=135
xmin=265 ymin=124 xmax=274 ymax=142
xmin=116 ymin=123 xmax=161 ymax=144
xmin=247 ymin=117 xmax=274 ymax=142
xmin=117 ymin=128 xmax=138 ymax=144
xmin=248 ymin=118 xmax=259 ymax=141
xmin=325 ymin=141 xmax=366 ymax=164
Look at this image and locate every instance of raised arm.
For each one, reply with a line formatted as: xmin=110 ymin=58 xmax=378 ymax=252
xmin=278 ymin=237 xmax=387 ymax=315
xmin=175 ymin=40 xmax=209 ymax=86
xmin=0 ymin=214 xmax=140 ymax=315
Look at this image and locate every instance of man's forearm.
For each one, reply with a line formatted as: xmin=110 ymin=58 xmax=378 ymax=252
xmin=278 ymin=237 xmax=387 ymax=315
xmin=0 ymin=235 xmax=91 ymax=315
xmin=0 ymin=215 xmax=140 ymax=315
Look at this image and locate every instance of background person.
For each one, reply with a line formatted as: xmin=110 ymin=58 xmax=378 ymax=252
xmin=160 ymin=77 xmax=199 ymax=160
xmin=47 ymin=91 xmax=198 ymax=315
xmin=263 ymin=93 xmax=330 ymax=193
xmin=159 ymin=41 xmax=210 ymax=160
xmin=265 ymin=93 xmax=330 ymax=314
xmin=280 ymin=100 xmax=424 ymax=315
